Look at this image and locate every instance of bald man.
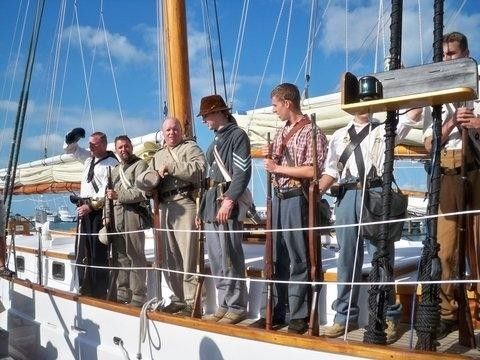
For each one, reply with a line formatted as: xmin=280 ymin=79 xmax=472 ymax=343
xmin=144 ymin=118 xmax=206 ymax=315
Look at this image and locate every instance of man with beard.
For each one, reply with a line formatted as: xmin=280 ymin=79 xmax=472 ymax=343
xmin=105 ymin=135 xmax=149 ymax=307
xmin=64 ymin=130 xmax=118 ymax=299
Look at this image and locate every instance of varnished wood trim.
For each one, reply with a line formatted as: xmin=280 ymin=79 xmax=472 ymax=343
xmin=4 ymin=276 xmax=463 ymax=359
xmin=11 ymin=246 xmax=75 ymax=260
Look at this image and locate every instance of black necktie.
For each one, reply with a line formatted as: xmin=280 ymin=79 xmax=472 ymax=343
xmin=87 ymin=157 xmax=95 ymax=183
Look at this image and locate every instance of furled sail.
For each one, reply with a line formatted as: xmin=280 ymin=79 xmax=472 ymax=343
xmin=0 ymin=131 xmax=164 ymax=194
xmin=235 ymin=92 xmax=426 ymax=155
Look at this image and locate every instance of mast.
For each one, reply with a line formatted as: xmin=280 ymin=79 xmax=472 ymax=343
xmin=162 ymin=0 xmax=193 ymax=137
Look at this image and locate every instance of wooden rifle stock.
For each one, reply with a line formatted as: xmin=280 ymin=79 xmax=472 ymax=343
xmin=152 ymin=158 xmax=163 ymax=301
xmin=106 ymin=166 xmax=118 ymax=302
xmin=192 ymin=187 xmax=205 ymax=318
xmin=308 ymin=113 xmax=322 ymax=336
xmin=456 ymin=127 xmax=476 ymax=348
xmin=265 ymin=133 xmax=274 ymax=330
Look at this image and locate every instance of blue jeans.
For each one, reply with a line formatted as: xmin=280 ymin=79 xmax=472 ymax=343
xmin=333 ymin=188 xmax=402 ymax=325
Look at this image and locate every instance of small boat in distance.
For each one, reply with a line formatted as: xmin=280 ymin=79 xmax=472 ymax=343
xmin=57 ymin=205 xmax=76 ymax=222
xmin=34 ymin=206 xmax=59 ymax=224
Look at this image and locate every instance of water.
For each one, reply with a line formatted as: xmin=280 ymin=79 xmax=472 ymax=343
xmin=49 ymin=221 xmax=77 ymax=232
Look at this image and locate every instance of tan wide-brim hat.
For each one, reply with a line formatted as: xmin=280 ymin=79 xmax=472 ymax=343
xmin=136 ymin=170 xmax=161 ymax=191
xmin=98 ymin=226 xmax=110 ymax=245
xmin=197 ymin=94 xmax=231 ymax=117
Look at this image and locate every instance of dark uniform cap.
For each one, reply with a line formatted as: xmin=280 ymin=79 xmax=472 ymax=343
xmin=136 ymin=170 xmax=161 ymax=191
xmin=65 ymin=128 xmax=86 ymax=145
xmin=197 ymin=95 xmax=231 ymax=117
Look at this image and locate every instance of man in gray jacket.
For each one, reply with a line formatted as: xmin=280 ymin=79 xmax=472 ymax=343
xmin=141 ymin=118 xmax=206 ymax=315
xmin=198 ymin=95 xmax=251 ymax=324
xmin=105 ymin=135 xmax=149 ymax=307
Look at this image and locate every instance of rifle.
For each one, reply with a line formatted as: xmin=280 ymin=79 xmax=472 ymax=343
xmin=152 ymin=157 xmax=163 ymax=301
xmin=106 ymin=166 xmax=118 ymax=302
xmin=456 ymin=126 xmax=476 ymax=347
xmin=192 ymin=181 xmax=205 ymax=318
xmin=70 ymin=195 xmax=92 ymax=296
xmin=264 ymin=133 xmax=274 ymax=330
xmin=307 ymin=113 xmax=322 ymax=336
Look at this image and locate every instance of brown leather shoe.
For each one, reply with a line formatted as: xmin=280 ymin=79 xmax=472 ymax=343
xmin=288 ymin=318 xmax=308 ymax=334
xmin=436 ymin=319 xmax=458 ymax=340
xmin=162 ymin=302 xmax=186 ymax=314
xmin=249 ymin=316 xmax=286 ymax=329
xmin=203 ymin=307 xmax=228 ymax=322
xmin=324 ymin=322 xmax=359 ymax=338
xmin=217 ymin=311 xmax=247 ymax=325
xmin=386 ymin=319 xmax=399 ymax=344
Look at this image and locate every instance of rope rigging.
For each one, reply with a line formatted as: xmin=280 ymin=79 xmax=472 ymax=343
xmin=99 ymin=0 xmax=127 ymax=135
xmin=42 ymin=0 xmax=67 ymax=159
xmin=228 ymin=0 xmax=249 ymax=108
xmin=415 ymin=0 xmax=444 ymax=351
xmin=363 ymin=0 xmax=402 ymax=345
xmin=0 ymin=0 xmax=31 ymax=158
xmin=280 ymin=0 xmax=293 ymax=85
xmin=73 ymin=0 xmax=95 ymax=133
xmin=4 ymin=0 xmax=46 ymax=224
xmin=155 ymin=0 xmax=167 ymax=123
xmin=213 ymin=0 xmax=227 ymax=101
xmin=201 ymin=0 xmax=217 ymax=95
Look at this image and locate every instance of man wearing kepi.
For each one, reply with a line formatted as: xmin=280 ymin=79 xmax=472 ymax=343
xmin=250 ymin=83 xmax=328 ymax=334
xmin=104 ymin=135 xmax=149 ymax=307
xmin=138 ymin=118 xmax=206 ymax=315
xmin=317 ymin=108 xmax=421 ymax=342
xmin=64 ymin=129 xmax=118 ymax=299
xmin=422 ymin=31 xmax=480 ymax=340
xmin=198 ymin=94 xmax=250 ymax=324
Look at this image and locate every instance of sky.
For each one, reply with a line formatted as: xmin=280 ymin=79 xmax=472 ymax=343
xmin=0 ymin=0 xmax=479 ymax=215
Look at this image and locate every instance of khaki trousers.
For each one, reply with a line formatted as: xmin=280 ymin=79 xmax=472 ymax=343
xmin=161 ymin=197 xmax=198 ymax=306
xmin=438 ymin=169 xmax=480 ymax=320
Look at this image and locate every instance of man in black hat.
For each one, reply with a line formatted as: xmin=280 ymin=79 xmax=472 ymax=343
xmin=64 ymin=130 xmax=118 ymax=299
xmin=197 ymin=94 xmax=250 ymax=324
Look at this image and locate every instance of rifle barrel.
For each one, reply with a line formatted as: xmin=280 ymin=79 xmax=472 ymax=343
xmin=265 ymin=133 xmax=274 ymax=330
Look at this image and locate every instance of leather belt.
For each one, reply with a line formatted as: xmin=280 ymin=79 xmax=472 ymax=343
xmin=274 ymin=187 xmax=304 ymax=200
xmin=205 ymin=178 xmax=227 ymax=190
xmin=160 ymin=185 xmax=195 ymax=198
xmin=440 ymin=163 xmax=479 ymax=175
xmin=330 ymin=177 xmax=383 ymax=197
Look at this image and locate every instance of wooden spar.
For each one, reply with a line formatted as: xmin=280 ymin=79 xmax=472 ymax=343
xmin=163 ymin=0 xmax=193 ymax=137
xmin=2 ymin=182 xmax=80 ymax=195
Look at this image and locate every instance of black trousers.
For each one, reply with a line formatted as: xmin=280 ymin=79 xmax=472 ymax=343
xmin=76 ymin=209 xmax=109 ymax=299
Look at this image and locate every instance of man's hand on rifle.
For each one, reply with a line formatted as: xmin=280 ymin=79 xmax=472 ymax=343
xmin=264 ymin=158 xmax=278 ymax=174
xmin=216 ymin=197 xmax=234 ymax=224
xmin=106 ymin=189 xmax=118 ymax=200
xmin=261 ymin=143 xmax=272 ymax=158
xmin=156 ymin=165 xmax=169 ymax=179
xmin=456 ymin=107 xmax=480 ymax=129
xmin=194 ymin=215 xmax=202 ymax=230
xmin=77 ymin=204 xmax=91 ymax=218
